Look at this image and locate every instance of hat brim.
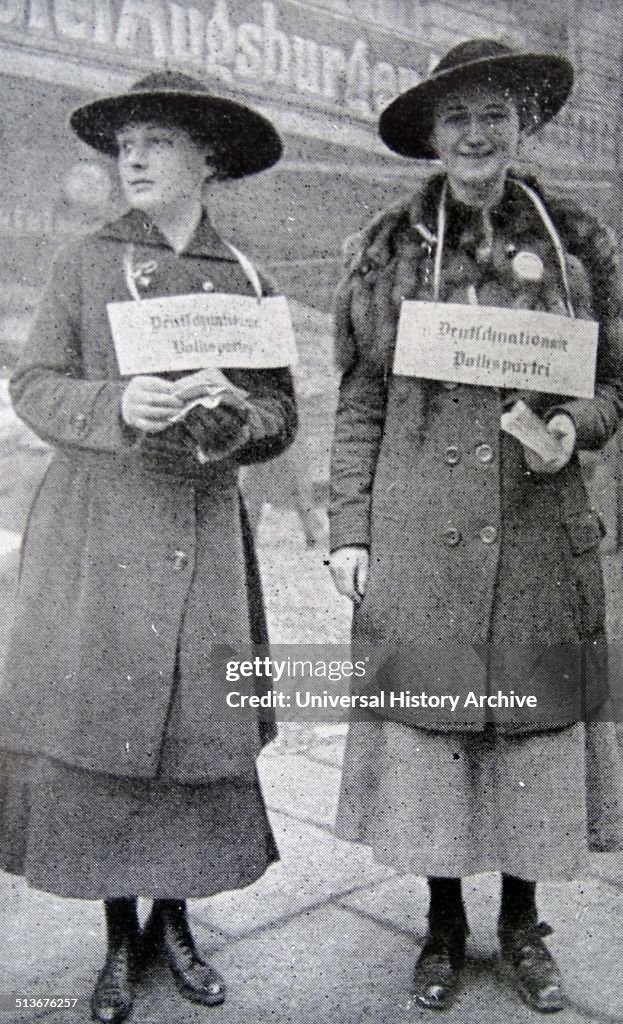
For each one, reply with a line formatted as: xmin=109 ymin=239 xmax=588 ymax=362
xmin=70 ymin=91 xmax=283 ymax=178
xmin=379 ymin=52 xmax=574 ymax=160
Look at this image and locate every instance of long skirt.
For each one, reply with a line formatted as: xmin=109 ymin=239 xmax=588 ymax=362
xmin=0 ymin=751 xmax=278 ymax=900
xmin=336 ymin=720 xmax=623 ymax=880
xmin=0 ymin=655 xmax=277 ymax=900
xmin=0 ymin=495 xmax=278 ymax=900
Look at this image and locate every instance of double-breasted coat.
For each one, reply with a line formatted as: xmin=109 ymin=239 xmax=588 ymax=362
xmin=0 ymin=209 xmax=297 ymax=783
xmin=330 ymin=175 xmax=623 ymax=732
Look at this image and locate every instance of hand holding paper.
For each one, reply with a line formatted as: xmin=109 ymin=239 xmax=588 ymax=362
xmin=501 ymin=400 xmax=576 ymax=474
xmin=173 ymin=368 xmax=248 ymax=403
xmin=121 ymin=375 xmax=183 ymax=433
xmin=169 ymin=369 xmax=250 ymax=423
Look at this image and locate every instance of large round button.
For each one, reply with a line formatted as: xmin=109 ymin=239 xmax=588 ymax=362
xmin=443 ymin=527 xmax=461 ymax=547
xmin=444 ymin=444 xmax=460 ymax=466
xmin=480 ymin=525 xmax=498 ymax=545
xmin=475 ymin=443 xmax=494 ymax=464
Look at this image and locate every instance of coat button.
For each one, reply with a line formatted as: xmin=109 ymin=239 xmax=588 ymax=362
xmin=444 ymin=444 xmax=460 ymax=466
xmin=443 ymin=526 xmax=461 ymax=547
xmin=72 ymin=413 xmax=88 ymax=433
xmin=475 ymin=443 xmax=494 ymax=464
xmin=442 ymin=381 xmax=458 ymax=390
xmin=172 ymin=549 xmax=189 ymax=571
xmin=480 ymin=525 xmax=498 ymax=544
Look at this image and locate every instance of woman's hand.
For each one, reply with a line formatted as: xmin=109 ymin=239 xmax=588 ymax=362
xmin=121 ymin=376 xmax=183 ymax=433
xmin=330 ymin=546 xmax=369 ymax=602
xmin=523 ymin=412 xmax=577 ymax=474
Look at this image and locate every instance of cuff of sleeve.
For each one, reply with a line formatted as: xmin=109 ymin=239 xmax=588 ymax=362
xmin=187 ymin=422 xmax=252 ymax=464
xmin=546 ymin=399 xmax=599 ymax=450
xmin=329 ymin=511 xmax=371 ymax=553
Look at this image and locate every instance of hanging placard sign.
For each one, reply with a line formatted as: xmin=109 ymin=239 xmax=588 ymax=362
xmin=394 ymin=301 xmax=598 ymax=398
xmin=107 ymin=292 xmax=298 ymax=376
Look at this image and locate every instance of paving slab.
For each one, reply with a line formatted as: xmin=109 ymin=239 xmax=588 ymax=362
xmin=137 ymin=904 xmax=417 ymax=1024
xmin=3 ymin=792 xmax=622 ymax=1023
xmin=258 ymin=751 xmax=342 ymax=830
xmin=339 ymin=873 xmax=430 ymax=938
xmin=302 ymin=728 xmax=347 ymax=770
xmin=588 ymin=852 xmax=623 ymax=889
xmin=256 ymin=508 xmax=351 ymax=646
xmin=1 ymin=875 xmax=100 ymax=993
xmin=128 ymin=902 xmax=604 ymax=1024
xmin=191 ymin=810 xmax=392 ymax=939
xmin=537 ymin=878 xmax=623 ymax=1021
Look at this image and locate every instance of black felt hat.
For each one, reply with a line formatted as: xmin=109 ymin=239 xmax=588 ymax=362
xmin=379 ymin=38 xmax=574 ymax=160
xmin=70 ymin=70 xmax=283 ymax=178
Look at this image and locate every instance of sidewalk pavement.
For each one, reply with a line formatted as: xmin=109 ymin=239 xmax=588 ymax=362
xmin=2 ymin=508 xmax=623 ymax=1023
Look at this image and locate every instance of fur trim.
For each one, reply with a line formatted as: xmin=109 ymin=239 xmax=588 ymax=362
xmin=333 ymin=174 xmax=620 ymax=377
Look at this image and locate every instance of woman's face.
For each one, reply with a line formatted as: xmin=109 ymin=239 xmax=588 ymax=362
xmin=431 ymin=82 xmax=521 ymax=194
xmin=115 ymin=121 xmax=212 ymax=216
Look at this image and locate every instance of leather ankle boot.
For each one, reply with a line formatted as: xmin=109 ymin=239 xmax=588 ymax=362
xmin=412 ymin=917 xmax=467 ymax=1010
xmin=91 ymin=900 xmax=140 ymax=1024
xmin=499 ymin=919 xmax=564 ymax=1013
xmin=149 ymin=900 xmax=226 ymax=1007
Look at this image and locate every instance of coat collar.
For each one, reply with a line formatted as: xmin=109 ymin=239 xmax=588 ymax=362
xmin=418 ymin=172 xmax=546 ymax=240
xmin=97 ymin=207 xmax=238 ymax=260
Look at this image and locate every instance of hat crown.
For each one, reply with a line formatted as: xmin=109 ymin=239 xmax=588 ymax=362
xmin=129 ymin=70 xmax=210 ymax=96
xmin=433 ymin=38 xmax=515 ymax=76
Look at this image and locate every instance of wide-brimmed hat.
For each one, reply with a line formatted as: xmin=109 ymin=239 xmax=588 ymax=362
xmin=70 ymin=70 xmax=283 ymax=178
xmin=379 ymin=38 xmax=574 ymax=160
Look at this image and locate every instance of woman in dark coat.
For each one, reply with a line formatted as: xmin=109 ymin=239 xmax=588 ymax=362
xmin=0 ymin=72 xmax=296 ymax=1022
xmin=329 ymin=39 xmax=623 ymax=1013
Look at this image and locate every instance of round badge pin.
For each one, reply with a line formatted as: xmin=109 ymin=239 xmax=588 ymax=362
xmin=511 ymin=251 xmax=544 ymax=283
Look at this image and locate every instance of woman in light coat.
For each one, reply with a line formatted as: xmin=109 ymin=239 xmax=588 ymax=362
xmin=330 ymin=38 xmax=623 ymax=1012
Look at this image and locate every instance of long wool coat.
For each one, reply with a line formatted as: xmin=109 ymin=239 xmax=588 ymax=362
xmin=0 ymin=210 xmax=296 ymax=782
xmin=330 ymin=175 xmax=623 ymax=733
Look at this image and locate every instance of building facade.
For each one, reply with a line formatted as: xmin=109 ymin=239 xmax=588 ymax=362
xmin=0 ymin=0 xmax=620 ymax=338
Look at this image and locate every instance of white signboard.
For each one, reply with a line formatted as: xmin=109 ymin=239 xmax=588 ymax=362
xmin=394 ymin=301 xmax=599 ymax=398
xmin=107 ymin=293 xmax=297 ymax=376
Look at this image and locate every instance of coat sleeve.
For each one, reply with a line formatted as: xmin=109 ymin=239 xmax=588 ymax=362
xmin=550 ymin=210 xmax=623 ymax=450
xmin=183 ymin=366 xmax=298 ymax=466
xmin=202 ymin=264 xmax=298 ymax=465
xmin=329 ymin=277 xmax=388 ymax=552
xmin=9 ymin=242 xmax=140 ymax=455
xmin=179 ymin=256 xmax=298 ymax=466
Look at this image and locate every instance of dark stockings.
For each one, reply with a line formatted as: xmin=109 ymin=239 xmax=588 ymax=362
xmin=499 ymin=874 xmax=538 ymax=931
xmin=427 ymin=876 xmax=467 ymax=937
xmin=103 ymin=898 xmax=140 ymax=948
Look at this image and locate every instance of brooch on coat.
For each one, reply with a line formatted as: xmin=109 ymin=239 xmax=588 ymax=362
xmin=123 ymin=243 xmax=158 ymax=300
